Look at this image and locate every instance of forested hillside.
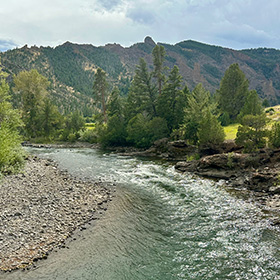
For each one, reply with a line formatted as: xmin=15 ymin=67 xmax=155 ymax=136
xmin=1 ymin=36 xmax=280 ymax=115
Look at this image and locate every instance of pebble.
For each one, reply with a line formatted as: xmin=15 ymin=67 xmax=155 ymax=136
xmin=0 ymin=156 xmax=114 ymax=271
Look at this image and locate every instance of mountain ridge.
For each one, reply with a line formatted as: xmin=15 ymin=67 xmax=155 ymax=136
xmin=1 ymin=37 xmax=280 ymax=114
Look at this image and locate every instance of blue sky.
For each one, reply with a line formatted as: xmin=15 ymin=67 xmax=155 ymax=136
xmin=0 ymin=0 xmax=279 ymax=51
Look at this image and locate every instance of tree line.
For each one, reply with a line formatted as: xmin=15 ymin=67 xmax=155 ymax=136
xmin=1 ymin=44 xmax=280 ymax=174
xmin=91 ymin=45 xmax=272 ymax=152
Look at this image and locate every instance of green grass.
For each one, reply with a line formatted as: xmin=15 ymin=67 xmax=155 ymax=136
xmin=224 ymin=124 xmax=239 ymax=140
xmin=85 ymin=123 xmax=95 ymax=130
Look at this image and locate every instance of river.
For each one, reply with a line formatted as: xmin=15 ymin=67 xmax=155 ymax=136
xmin=3 ymin=147 xmax=280 ymax=280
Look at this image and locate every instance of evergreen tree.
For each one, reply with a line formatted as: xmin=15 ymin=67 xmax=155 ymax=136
xmin=238 ymin=89 xmax=263 ymax=120
xmin=198 ymin=110 xmax=225 ymax=147
xmin=183 ymin=83 xmax=214 ymax=144
xmin=93 ymin=68 xmax=109 ymax=123
xmin=126 ymin=113 xmax=168 ymax=148
xmin=269 ymin=122 xmax=280 ymax=148
xmin=157 ymin=66 xmax=188 ymax=131
xmin=236 ymin=114 xmax=267 ymax=152
xmin=125 ymin=58 xmax=157 ymax=120
xmin=218 ymin=63 xmax=249 ymax=121
xmin=40 ymin=98 xmax=63 ymax=138
xmin=107 ymin=87 xmax=123 ymax=117
xmin=152 ymin=45 xmax=166 ymax=96
xmin=100 ymin=87 xmax=127 ymax=146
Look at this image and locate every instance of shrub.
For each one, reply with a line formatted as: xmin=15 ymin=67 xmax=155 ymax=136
xmin=269 ymin=122 xmax=280 ymax=148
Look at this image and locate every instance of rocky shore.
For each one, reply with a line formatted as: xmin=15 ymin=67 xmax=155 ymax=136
xmin=0 ymin=156 xmax=114 ymax=271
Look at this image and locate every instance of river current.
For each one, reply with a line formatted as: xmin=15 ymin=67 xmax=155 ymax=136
xmin=3 ymin=148 xmax=280 ymax=280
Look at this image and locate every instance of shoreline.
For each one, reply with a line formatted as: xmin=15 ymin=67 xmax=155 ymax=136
xmin=0 ymin=156 xmax=115 ymax=272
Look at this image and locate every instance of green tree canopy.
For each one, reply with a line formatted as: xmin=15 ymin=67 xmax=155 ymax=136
xmin=198 ymin=110 xmax=225 ymax=147
xmin=238 ymin=89 xmax=263 ymax=120
xmin=13 ymin=69 xmax=50 ymax=138
xmin=218 ymin=63 xmax=249 ymax=121
xmin=93 ymin=68 xmax=109 ymax=123
xmin=183 ymin=83 xmax=215 ymax=144
xmin=125 ymin=58 xmax=157 ymax=120
xmin=0 ymin=79 xmax=25 ymax=174
xmin=236 ymin=114 xmax=267 ymax=153
xmin=157 ymin=65 xmax=188 ymax=132
xmin=152 ymin=45 xmax=166 ymax=96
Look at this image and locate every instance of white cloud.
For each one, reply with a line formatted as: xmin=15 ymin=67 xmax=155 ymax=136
xmin=0 ymin=0 xmax=279 ymax=51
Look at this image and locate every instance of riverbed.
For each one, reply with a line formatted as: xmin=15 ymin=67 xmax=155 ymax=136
xmin=2 ymin=147 xmax=280 ymax=280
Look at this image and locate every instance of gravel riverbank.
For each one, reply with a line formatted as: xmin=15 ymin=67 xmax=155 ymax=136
xmin=0 ymin=156 xmax=114 ymax=271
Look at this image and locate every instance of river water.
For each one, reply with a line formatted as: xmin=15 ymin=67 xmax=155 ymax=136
xmin=3 ymin=148 xmax=280 ymax=280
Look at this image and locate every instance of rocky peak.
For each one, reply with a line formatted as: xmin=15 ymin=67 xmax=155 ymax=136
xmin=144 ymin=36 xmax=156 ymax=46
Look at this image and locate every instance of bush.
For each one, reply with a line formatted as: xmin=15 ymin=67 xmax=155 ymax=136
xmin=269 ymin=122 xmax=280 ymax=148
xmin=80 ymin=129 xmax=98 ymax=144
xmin=235 ymin=114 xmax=267 ymax=153
xmin=0 ymin=125 xmax=25 ymax=175
xmin=126 ymin=114 xmax=169 ymax=148
xmin=99 ymin=115 xmax=127 ymax=147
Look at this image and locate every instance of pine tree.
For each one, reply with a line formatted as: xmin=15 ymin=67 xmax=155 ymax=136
xmin=183 ymin=84 xmax=214 ymax=144
xmin=93 ymin=68 xmax=109 ymax=123
xmin=238 ymin=89 xmax=263 ymax=120
xmin=125 ymin=58 xmax=157 ymax=120
xmin=218 ymin=63 xmax=249 ymax=121
xmin=152 ymin=45 xmax=166 ymax=96
xmin=198 ymin=110 xmax=225 ymax=147
xmin=157 ymin=66 xmax=188 ymax=131
xmin=236 ymin=114 xmax=267 ymax=152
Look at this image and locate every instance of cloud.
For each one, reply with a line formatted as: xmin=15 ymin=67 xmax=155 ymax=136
xmin=0 ymin=0 xmax=280 ymax=50
xmin=0 ymin=39 xmax=18 ymax=52
xmin=96 ymin=0 xmax=123 ymax=11
xmin=126 ymin=8 xmax=156 ymax=24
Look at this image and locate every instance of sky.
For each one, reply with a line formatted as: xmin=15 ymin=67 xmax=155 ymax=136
xmin=0 ymin=0 xmax=279 ymax=52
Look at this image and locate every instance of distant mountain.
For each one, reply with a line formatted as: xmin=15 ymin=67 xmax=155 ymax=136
xmin=1 ymin=36 xmax=280 ymax=114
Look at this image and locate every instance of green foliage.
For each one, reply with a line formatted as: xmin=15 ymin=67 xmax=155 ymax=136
xmin=236 ymin=114 xmax=267 ymax=153
xmin=219 ymin=112 xmax=231 ymax=126
xmin=60 ymin=111 xmax=85 ymax=141
xmin=93 ymin=68 xmax=109 ymax=123
xmin=43 ymin=44 xmax=124 ymax=97
xmin=99 ymin=115 xmax=127 ymax=147
xmin=126 ymin=114 xmax=168 ymax=148
xmin=98 ymin=87 xmax=127 ymax=147
xmin=262 ymin=98 xmax=270 ymax=108
xmin=0 ymin=79 xmax=25 ymax=174
xmin=39 ymin=98 xmax=64 ymax=139
xmin=198 ymin=110 xmax=225 ymax=147
xmin=157 ymin=66 xmax=188 ymax=131
xmin=218 ymin=63 xmax=249 ymax=121
xmin=182 ymin=83 xmax=214 ymax=144
xmin=227 ymin=152 xmax=234 ymax=169
xmin=13 ymin=69 xmax=50 ymax=138
xmin=237 ymin=90 xmax=263 ymax=120
xmin=125 ymin=58 xmax=157 ymax=120
xmin=80 ymin=129 xmax=98 ymax=144
xmin=186 ymin=154 xmax=200 ymax=161
xmin=152 ymin=45 xmax=166 ymax=96
xmin=269 ymin=122 xmax=280 ymax=148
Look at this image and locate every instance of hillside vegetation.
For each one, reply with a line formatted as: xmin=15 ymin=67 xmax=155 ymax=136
xmin=1 ymin=37 xmax=280 ymax=114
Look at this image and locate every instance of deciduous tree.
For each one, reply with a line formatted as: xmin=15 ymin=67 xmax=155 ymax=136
xmin=13 ymin=69 xmax=50 ymax=138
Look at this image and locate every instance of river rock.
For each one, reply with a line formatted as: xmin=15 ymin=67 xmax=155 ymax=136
xmin=0 ymin=156 xmax=114 ymax=271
